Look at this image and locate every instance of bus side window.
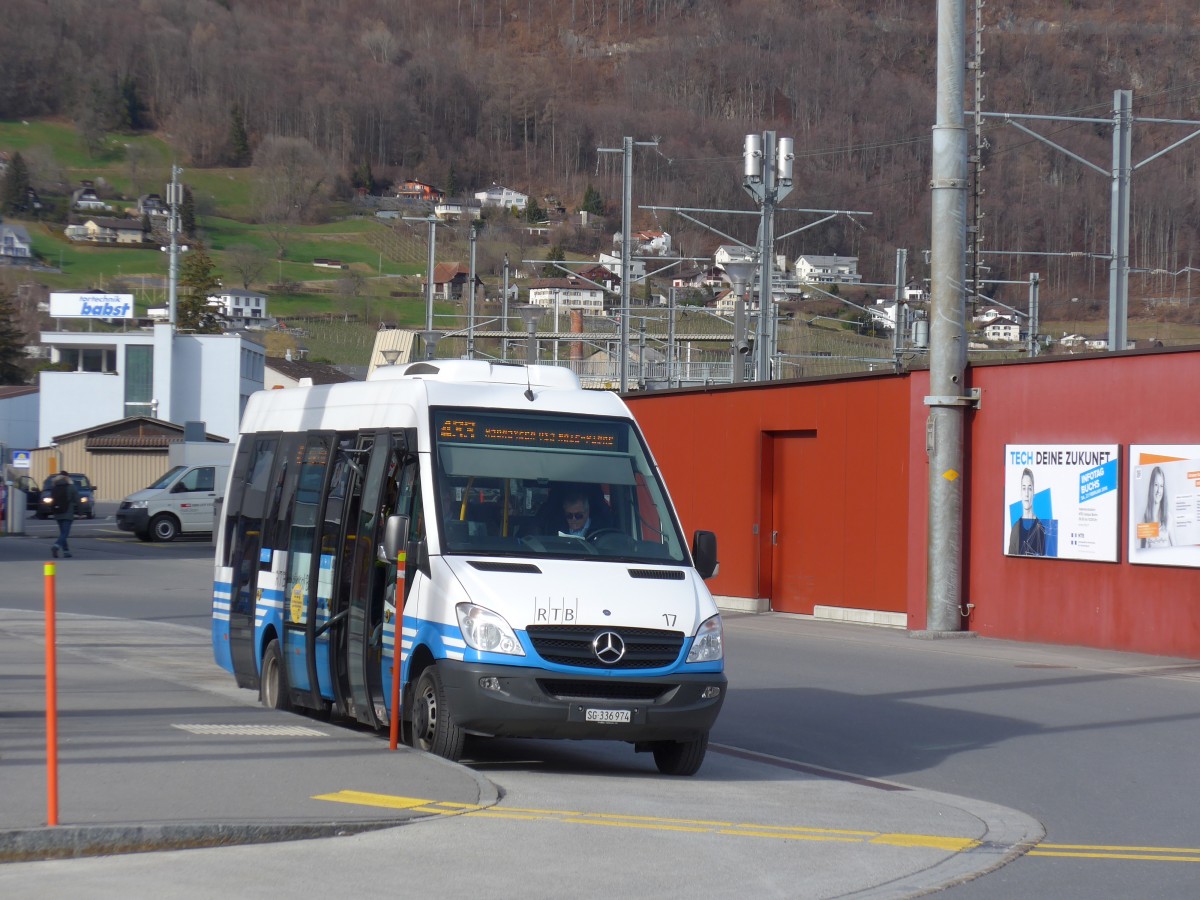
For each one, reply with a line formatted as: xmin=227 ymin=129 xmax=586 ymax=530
xmin=393 ymin=460 xmax=421 ymax=603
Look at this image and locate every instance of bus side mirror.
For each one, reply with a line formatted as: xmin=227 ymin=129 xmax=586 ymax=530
xmin=692 ymin=530 xmax=718 ymax=580
xmin=383 ymin=514 xmax=411 ymax=562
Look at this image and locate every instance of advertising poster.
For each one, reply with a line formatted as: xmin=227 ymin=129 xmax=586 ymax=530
xmin=1128 ymin=445 xmax=1200 ymax=568
xmin=49 ymin=292 xmax=135 ymax=319
xmin=1004 ymin=444 xmax=1120 ymax=561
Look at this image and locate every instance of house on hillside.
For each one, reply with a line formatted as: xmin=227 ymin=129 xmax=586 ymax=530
xmin=207 ymin=289 xmax=272 ymax=329
xmin=64 ymin=217 xmax=146 ymax=244
xmin=424 ymin=262 xmax=481 ymax=301
xmin=598 ymin=251 xmax=646 ymax=284
xmin=576 ymin=264 xmax=619 ymax=294
xmin=135 ymin=193 xmax=169 ymax=218
xmin=0 ymin=223 xmax=34 ymax=263
xmin=613 ymin=229 xmax=672 ymax=257
xmin=714 ymin=245 xmax=757 ymax=289
xmin=672 ymin=266 xmax=725 ymax=290
xmin=393 ymin=179 xmax=445 ymax=203
xmin=475 ymin=184 xmax=529 ymax=211
xmin=713 ymin=288 xmax=741 ymax=316
xmin=794 ymin=254 xmax=861 ymax=285
xmin=973 ymin=307 xmax=1005 ymax=325
xmin=983 ymin=316 xmax=1021 ymax=343
xmin=70 ymin=184 xmax=108 ymax=212
xmin=528 ymin=277 xmax=606 ymax=314
xmin=433 ymin=198 xmax=482 ymax=221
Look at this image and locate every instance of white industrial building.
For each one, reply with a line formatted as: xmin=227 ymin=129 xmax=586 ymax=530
xmin=37 ymin=322 xmax=264 ymax=447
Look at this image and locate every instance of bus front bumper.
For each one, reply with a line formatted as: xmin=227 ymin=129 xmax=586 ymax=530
xmin=427 ymin=660 xmax=726 ymax=742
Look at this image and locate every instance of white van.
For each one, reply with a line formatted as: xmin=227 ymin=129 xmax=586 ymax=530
xmin=212 ymin=360 xmax=726 ymax=774
xmin=117 ymin=443 xmax=232 ymax=542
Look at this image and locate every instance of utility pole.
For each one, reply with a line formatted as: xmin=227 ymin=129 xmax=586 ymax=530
xmin=502 ymin=254 xmax=511 ymax=361
xmin=666 ymin=287 xmax=677 ymax=388
xmin=467 ymin=223 xmax=477 ymax=359
xmin=598 ymin=136 xmax=657 ymax=392
xmin=1027 ymin=272 xmax=1040 ymax=357
xmin=924 ymin=0 xmax=971 ymax=635
xmin=741 ymin=132 xmax=794 ymax=381
xmin=1108 ymin=90 xmax=1132 ymax=353
xmin=893 ymin=248 xmax=908 ymax=372
xmin=423 ymin=215 xmax=436 ymax=334
xmin=166 ymin=164 xmax=183 ymax=327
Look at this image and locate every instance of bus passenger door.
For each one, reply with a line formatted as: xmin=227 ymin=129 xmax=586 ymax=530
xmin=279 ymin=433 xmax=334 ymax=709
xmin=225 ymin=436 xmax=280 ymax=688
xmin=341 ymin=431 xmax=398 ymax=728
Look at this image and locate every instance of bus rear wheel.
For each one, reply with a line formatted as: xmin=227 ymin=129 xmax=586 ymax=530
xmin=651 ymin=732 xmax=709 ymax=776
xmin=260 ymin=639 xmax=291 ymax=711
xmin=411 ymin=666 xmax=465 ymax=761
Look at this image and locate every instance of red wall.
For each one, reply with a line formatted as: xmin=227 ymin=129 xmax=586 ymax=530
xmin=628 ymin=349 xmax=1200 ymax=660
xmin=958 ymin=351 xmax=1200 ymax=657
xmin=628 ymin=374 xmax=912 ymax=615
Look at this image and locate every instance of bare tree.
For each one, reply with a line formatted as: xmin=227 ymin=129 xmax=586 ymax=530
xmin=252 ymin=135 xmax=332 ymax=257
xmin=226 ymin=243 xmax=271 ymax=289
xmin=361 ymin=21 xmax=399 ymax=64
xmin=125 ymin=142 xmax=151 ymax=196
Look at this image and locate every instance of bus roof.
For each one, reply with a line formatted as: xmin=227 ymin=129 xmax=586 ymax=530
xmin=239 ymin=360 xmax=632 ymax=438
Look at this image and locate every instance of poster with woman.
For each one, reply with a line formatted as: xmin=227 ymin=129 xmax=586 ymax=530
xmin=1128 ymin=445 xmax=1200 ymax=568
xmin=1004 ymin=444 xmax=1120 ymax=561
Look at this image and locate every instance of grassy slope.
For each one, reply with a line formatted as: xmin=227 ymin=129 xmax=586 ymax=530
xmin=6 ymin=119 xmax=1199 ymax=366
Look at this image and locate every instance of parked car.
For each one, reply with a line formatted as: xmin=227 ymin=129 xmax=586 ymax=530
xmin=34 ymin=472 xmax=97 ymax=519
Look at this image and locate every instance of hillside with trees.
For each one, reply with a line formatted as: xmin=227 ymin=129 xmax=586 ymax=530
xmin=3 ymin=0 xmax=1200 ymax=317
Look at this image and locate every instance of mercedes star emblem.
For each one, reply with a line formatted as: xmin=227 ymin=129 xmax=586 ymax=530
xmin=592 ymin=631 xmax=626 ymax=664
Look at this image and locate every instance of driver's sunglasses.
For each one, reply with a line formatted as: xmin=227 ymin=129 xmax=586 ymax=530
xmin=564 ymin=510 xmax=587 ymax=521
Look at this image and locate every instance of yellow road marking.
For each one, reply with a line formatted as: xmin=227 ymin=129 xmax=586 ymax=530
xmin=311 ymin=791 xmax=474 ymax=814
xmin=872 ymin=833 xmax=981 ymax=852
xmin=311 ymin=791 xmax=979 ymax=850
xmin=312 ymin=793 xmax=1200 ymax=864
xmin=1030 ymin=843 xmax=1200 ymax=863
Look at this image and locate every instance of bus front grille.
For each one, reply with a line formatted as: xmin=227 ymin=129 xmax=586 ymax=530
xmin=525 ymin=625 xmax=684 ymax=669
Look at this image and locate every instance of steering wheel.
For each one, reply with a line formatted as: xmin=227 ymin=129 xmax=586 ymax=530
xmin=586 ymin=528 xmax=623 ymax=543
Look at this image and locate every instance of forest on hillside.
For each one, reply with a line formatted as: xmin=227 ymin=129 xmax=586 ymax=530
xmin=3 ymin=0 xmax=1200 ymax=312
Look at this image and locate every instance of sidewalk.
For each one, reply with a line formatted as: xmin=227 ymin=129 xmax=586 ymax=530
xmin=0 ymin=610 xmax=497 ymax=862
xmin=0 ymin=608 xmax=1045 ymax=899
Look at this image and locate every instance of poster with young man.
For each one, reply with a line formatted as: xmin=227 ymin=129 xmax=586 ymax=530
xmin=1004 ymin=444 xmax=1120 ymax=561
xmin=1128 ymin=445 xmax=1200 ymax=568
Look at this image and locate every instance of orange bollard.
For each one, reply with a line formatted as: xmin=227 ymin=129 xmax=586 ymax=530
xmin=388 ymin=557 xmax=406 ymax=751
xmin=45 ymin=562 xmax=58 ymax=826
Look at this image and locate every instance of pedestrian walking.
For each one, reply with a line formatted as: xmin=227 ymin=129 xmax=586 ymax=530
xmin=49 ymin=472 xmax=79 ymax=559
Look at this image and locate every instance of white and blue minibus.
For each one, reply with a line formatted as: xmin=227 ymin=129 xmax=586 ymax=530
xmin=212 ymin=359 xmax=725 ymax=774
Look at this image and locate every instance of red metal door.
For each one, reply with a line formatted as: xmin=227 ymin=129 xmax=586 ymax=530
xmin=765 ymin=431 xmax=818 ymax=614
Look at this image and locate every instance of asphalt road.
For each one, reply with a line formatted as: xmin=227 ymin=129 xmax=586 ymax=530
xmin=3 ymin=510 xmax=1199 ymax=897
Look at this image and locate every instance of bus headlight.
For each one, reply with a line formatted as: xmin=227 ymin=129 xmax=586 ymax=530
xmin=686 ymin=614 xmax=723 ymax=663
xmin=456 ymin=603 xmax=526 ymax=656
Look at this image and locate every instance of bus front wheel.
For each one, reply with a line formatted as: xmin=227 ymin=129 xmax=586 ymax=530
xmin=260 ymin=639 xmax=291 ymax=712
xmin=651 ymin=732 xmax=709 ymax=776
xmin=411 ymin=666 xmax=465 ymax=761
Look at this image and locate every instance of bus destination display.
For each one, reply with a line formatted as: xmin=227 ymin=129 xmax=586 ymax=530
xmin=437 ymin=413 xmax=619 ymax=451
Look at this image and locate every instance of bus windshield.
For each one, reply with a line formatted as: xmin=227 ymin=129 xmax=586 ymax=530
xmin=432 ymin=409 xmax=688 ymax=565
